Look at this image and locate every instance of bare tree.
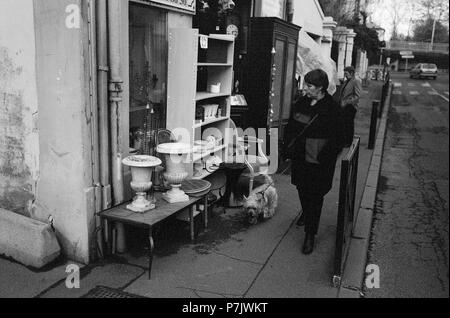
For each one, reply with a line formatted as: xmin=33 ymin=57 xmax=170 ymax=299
xmin=318 ymin=0 xmax=355 ymax=23
xmin=368 ymin=0 xmax=422 ymax=40
xmin=417 ymin=0 xmax=449 ymax=24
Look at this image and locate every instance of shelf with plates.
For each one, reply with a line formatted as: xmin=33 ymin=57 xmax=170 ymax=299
xmin=196 ymin=92 xmax=231 ymax=101
xmin=192 ymin=144 xmax=227 ymax=162
xmin=193 ymin=116 xmax=230 ymax=129
xmin=197 ymin=63 xmax=233 ymax=67
xmin=167 ymin=29 xmax=234 ymax=180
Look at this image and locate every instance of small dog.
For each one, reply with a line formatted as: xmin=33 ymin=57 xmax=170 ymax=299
xmin=243 ymin=175 xmax=278 ymax=225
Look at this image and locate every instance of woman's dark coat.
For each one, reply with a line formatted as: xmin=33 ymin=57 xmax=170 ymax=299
xmin=284 ymin=94 xmax=345 ymax=196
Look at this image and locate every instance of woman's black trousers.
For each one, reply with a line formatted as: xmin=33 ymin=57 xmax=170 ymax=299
xmin=297 ymin=188 xmax=325 ymax=235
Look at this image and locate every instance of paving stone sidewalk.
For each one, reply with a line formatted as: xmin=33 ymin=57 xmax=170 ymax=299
xmin=0 ymin=81 xmax=384 ymax=299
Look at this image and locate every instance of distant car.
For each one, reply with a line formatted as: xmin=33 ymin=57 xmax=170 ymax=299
xmin=410 ymin=63 xmax=438 ymax=80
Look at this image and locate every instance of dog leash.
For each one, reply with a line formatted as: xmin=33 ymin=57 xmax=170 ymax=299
xmin=255 ymin=181 xmax=275 ymax=197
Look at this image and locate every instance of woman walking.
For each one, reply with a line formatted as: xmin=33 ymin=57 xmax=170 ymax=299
xmin=284 ymin=69 xmax=344 ymax=255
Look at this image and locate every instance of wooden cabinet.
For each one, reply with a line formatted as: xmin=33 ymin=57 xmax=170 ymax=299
xmin=244 ymin=17 xmax=300 ymax=139
xmin=167 ymin=29 xmax=235 ymax=179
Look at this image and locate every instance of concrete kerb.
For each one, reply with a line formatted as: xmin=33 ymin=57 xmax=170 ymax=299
xmin=337 ymin=82 xmax=393 ymax=298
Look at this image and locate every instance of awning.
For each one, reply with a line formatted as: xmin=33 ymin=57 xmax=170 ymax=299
xmin=296 ymin=29 xmax=338 ymax=95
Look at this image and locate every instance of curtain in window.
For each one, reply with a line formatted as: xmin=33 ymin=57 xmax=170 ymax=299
xmin=129 ymin=5 xmax=167 ymax=155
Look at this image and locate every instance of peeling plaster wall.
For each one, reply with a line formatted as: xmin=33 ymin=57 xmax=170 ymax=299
xmin=33 ymin=0 xmax=94 ymax=264
xmin=0 ymin=0 xmax=39 ymax=217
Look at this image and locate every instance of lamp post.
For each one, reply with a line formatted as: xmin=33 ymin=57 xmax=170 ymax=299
xmin=430 ymin=6 xmax=440 ymax=52
xmin=379 ymin=48 xmax=384 ymax=67
xmin=430 ymin=17 xmax=437 ymax=52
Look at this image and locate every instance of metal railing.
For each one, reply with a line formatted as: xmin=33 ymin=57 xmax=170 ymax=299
xmin=333 ymin=137 xmax=360 ymax=287
xmin=368 ymin=101 xmax=380 ymax=150
xmin=368 ymin=72 xmax=390 ymax=150
xmin=380 ymin=72 xmax=391 ymax=117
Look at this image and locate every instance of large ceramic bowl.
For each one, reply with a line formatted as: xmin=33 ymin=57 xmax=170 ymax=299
xmin=156 ymin=143 xmax=192 ymax=155
xmin=122 ymin=155 xmax=162 ymax=168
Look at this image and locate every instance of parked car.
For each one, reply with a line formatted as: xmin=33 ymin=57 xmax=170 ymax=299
xmin=410 ymin=63 xmax=438 ymax=80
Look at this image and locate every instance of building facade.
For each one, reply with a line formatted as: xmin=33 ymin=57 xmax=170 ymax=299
xmin=0 ymin=0 xmax=195 ymax=264
xmin=0 ymin=0 xmax=342 ymax=265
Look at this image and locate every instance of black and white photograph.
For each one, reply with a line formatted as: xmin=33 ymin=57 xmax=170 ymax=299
xmin=0 ymin=0 xmax=448 ymax=303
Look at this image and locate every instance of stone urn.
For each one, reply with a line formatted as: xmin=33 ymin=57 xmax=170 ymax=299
xmin=157 ymin=143 xmax=191 ymax=203
xmin=122 ymin=155 xmax=162 ymax=212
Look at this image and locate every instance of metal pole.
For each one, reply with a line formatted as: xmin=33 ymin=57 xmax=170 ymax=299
xmin=430 ymin=17 xmax=437 ymax=52
xmin=108 ymin=0 xmax=125 ymax=206
xmin=95 ymin=0 xmax=110 ymax=258
xmin=96 ymin=0 xmax=111 ymax=210
xmin=368 ymin=101 xmax=379 ymax=149
xmin=379 ymin=48 xmax=383 ymax=67
xmin=108 ymin=0 xmax=126 ymax=254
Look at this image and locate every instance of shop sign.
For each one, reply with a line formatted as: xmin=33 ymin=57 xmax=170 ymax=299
xmin=150 ymin=0 xmax=196 ymax=14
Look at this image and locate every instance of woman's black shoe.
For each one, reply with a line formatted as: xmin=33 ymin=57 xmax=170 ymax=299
xmin=296 ymin=213 xmax=305 ymax=226
xmin=302 ymin=233 xmax=315 ymax=255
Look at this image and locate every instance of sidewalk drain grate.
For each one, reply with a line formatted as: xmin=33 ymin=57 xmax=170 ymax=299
xmin=81 ymin=286 xmax=146 ymax=298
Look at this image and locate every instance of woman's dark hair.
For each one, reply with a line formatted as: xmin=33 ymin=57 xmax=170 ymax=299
xmin=304 ymin=69 xmax=329 ymax=93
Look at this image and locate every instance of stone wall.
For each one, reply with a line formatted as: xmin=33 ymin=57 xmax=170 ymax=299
xmin=0 ymin=0 xmax=39 ymax=217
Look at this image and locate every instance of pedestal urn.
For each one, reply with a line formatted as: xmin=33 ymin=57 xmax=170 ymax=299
xmin=122 ymin=155 xmax=162 ymax=212
xmin=157 ymin=143 xmax=192 ymax=203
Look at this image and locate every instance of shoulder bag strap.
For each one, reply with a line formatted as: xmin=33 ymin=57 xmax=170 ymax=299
xmin=287 ymin=114 xmax=319 ymax=150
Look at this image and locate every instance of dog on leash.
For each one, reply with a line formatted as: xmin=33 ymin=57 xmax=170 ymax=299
xmin=243 ymin=175 xmax=278 ymax=225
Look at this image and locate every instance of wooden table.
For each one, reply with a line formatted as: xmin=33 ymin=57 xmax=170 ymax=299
xmin=98 ymin=190 xmax=209 ymax=279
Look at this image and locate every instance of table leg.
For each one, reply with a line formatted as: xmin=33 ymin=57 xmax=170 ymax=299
xmin=107 ymin=220 xmax=113 ymax=256
xmin=100 ymin=217 xmax=106 ymax=256
xmin=190 ymin=205 xmax=195 ymax=241
xmin=204 ymin=195 xmax=209 ymax=229
xmin=148 ymin=228 xmax=154 ymax=280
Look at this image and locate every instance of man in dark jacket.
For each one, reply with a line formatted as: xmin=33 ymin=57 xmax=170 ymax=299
xmin=284 ymin=69 xmax=344 ymax=255
xmin=338 ymin=66 xmax=362 ymax=147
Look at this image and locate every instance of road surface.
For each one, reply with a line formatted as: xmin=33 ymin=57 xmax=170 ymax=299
xmin=365 ymin=72 xmax=449 ymax=298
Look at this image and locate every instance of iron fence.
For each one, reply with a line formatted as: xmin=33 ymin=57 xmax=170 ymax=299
xmin=333 ymin=137 xmax=360 ymax=287
xmin=368 ymin=101 xmax=380 ymax=150
xmin=380 ymin=72 xmax=391 ymax=114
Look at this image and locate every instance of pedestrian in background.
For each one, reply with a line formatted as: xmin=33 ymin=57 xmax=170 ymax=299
xmin=338 ymin=66 xmax=362 ymax=147
xmin=284 ymin=69 xmax=344 ymax=255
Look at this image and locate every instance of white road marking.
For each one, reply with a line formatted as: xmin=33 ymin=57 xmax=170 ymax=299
xmin=422 ymin=82 xmax=431 ymax=87
xmin=394 ymin=82 xmax=402 ymax=87
xmin=437 ymin=94 xmax=449 ymax=102
xmin=393 ymin=90 xmax=402 ymax=95
xmin=428 ymin=88 xmax=449 ymax=102
xmin=428 ymin=91 xmax=439 ymax=95
xmin=409 ymin=91 xmax=419 ymax=95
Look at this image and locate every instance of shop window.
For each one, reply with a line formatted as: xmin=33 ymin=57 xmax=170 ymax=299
xmin=129 ymin=4 xmax=168 ymax=155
